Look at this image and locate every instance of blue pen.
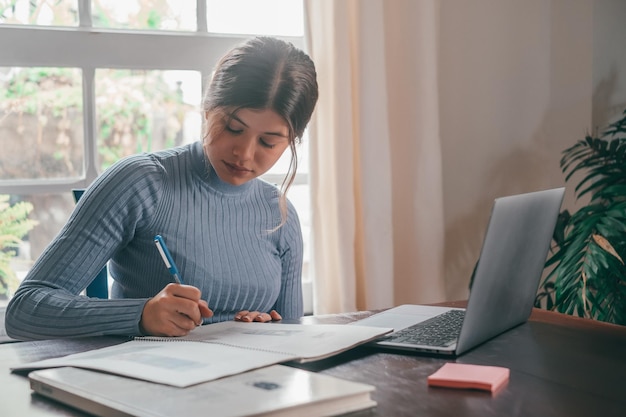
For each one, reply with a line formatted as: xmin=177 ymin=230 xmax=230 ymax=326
xmin=154 ymin=235 xmax=183 ymax=284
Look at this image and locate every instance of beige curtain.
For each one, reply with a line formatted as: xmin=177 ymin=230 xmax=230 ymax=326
xmin=304 ymin=0 xmax=447 ymax=314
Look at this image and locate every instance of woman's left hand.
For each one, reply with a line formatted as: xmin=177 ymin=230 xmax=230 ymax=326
xmin=234 ymin=310 xmax=282 ymax=322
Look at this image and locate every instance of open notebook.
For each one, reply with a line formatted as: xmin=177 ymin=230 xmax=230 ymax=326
xmin=353 ymin=187 xmax=565 ymax=356
xmin=14 ymin=321 xmax=392 ymax=387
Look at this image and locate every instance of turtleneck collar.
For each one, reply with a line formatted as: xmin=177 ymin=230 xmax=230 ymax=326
xmin=191 ymin=141 xmax=255 ymax=195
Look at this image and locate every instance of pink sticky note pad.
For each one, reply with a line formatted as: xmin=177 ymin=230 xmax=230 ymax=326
xmin=427 ymin=363 xmax=510 ymax=392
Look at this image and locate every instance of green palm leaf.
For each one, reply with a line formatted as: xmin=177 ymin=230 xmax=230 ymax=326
xmin=535 ymin=109 xmax=626 ymax=324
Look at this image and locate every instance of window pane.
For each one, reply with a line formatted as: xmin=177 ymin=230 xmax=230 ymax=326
xmin=95 ymin=69 xmax=201 ymax=172
xmin=0 ymin=67 xmax=84 ymax=181
xmin=0 ymin=193 xmax=74 ymax=303
xmin=92 ymin=0 xmax=196 ymax=31
xmin=207 ymin=0 xmax=303 ymax=36
xmin=0 ymin=0 xmax=78 ymax=26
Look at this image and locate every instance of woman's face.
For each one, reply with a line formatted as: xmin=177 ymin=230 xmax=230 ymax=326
xmin=204 ymin=108 xmax=290 ymax=186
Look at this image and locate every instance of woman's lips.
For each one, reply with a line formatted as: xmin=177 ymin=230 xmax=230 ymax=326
xmin=223 ymin=161 xmax=252 ymax=176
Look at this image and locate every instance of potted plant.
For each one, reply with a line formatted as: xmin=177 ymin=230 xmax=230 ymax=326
xmin=0 ymin=195 xmax=37 ymax=300
xmin=535 ymin=109 xmax=626 ymax=325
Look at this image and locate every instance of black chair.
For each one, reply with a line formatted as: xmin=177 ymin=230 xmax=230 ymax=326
xmin=72 ymin=189 xmax=109 ymax=299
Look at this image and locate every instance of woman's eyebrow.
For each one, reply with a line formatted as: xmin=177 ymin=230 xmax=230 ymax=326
xmin=264 ymin=131 xmax=289 ymax=138
xmin=231 ymin=115 xmax=289 ymax=138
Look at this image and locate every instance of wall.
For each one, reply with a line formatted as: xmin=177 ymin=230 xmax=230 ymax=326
xmin=593 ymin=0 xmax=626 ymax=127
xmin=436 ymin=0 xmax=626 ymax=300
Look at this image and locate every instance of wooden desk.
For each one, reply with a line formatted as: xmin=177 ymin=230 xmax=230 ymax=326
xmin=2 ymin=306 xmax=626 ymax=417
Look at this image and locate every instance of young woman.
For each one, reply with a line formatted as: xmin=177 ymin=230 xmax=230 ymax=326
xmin=5 ymin=36 xmax=319 ymax=340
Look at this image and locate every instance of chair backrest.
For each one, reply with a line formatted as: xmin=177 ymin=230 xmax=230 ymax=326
xmin=72 ymin=189 xmax=109 ymax=299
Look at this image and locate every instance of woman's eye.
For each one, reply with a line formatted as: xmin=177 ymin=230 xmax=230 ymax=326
xmin=260 ymin=138 xmax=276 ymax=149
xmin=226 ymin=126 xmax=243 ymax=134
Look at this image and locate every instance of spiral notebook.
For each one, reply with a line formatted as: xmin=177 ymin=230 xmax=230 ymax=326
xmin=13 ymin=321 xmax=392 ymax=387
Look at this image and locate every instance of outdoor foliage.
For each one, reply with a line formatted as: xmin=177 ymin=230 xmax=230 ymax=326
xmin=95 ymin=69 xmax=187 ymax=170
xmin=0 ymin=195 xmax=37 ymax=298
xmin=535 ymin=109 xmax=626 ymax=325
xmin=1 ymin=67 xmax=189 ymax=178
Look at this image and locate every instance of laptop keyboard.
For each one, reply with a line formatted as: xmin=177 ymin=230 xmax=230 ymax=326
xmin=385 ymin=309 xmax=465 ymax=347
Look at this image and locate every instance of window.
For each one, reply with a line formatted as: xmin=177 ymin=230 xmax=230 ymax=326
xmin=0 ymin=0 xmax=311 ymax=313
xmin=0 ymin=0 xmax=78 ymax=26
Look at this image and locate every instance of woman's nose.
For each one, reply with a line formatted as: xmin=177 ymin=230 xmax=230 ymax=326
xmin=232 ymin=137 xmax=255 ymax=159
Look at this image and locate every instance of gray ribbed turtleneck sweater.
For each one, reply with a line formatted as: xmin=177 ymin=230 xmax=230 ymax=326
xmin=5 ymin=141 xmax=303 ymax=340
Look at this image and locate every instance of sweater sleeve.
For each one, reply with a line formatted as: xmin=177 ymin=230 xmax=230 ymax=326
xmin=272 ymin=200 xmax=304 ymax=319
xmin=5 ymin=154 xmax=163 ymax=340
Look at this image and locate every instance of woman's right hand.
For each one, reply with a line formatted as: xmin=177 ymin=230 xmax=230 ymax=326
xmin=139 ymin=283 xmax=213 ymax=336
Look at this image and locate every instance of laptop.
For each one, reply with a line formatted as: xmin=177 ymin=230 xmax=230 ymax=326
xmin=353 ymin=187 xmax=565 ymax=356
